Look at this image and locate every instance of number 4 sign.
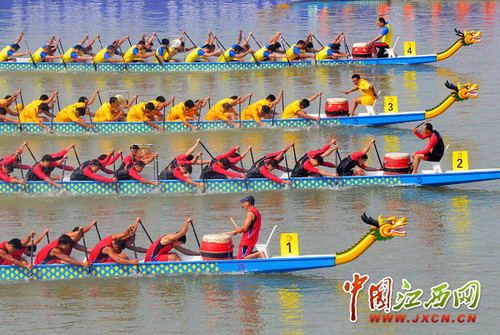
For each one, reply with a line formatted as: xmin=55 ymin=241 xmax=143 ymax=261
xmin=404 ymin=41 xmax=416 ymax=56
xmin=280 ymin=233 xmax=299 ymax=256
xmin=452 ymin=151 xmax=469 ymax=171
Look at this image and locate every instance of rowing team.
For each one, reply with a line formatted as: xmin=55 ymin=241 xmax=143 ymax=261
xmin=0 ymin=25 xmax=383 ymax=65
xmin=0 ymin=84 xmax=370 ymax=132
xmin=0 ymin=138 xmax=380 ymax=189
xmin=0 ymin=195 xmax=263 ymax=270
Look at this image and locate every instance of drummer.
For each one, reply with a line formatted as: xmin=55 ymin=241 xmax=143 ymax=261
xmin=230 ymin=195 xmax=264 ymax=259
xmin=340 ymin=74 xmax=378 ymax=116
xmin=411 ymin=123 xmax=445 ymax=174
xmin=145 ymin=218 xmax=200 ymax=262
xmin=336 ymin=138 xmax=382 ymax=176
xmin=366 ymin=17 xmax=392 ymax=58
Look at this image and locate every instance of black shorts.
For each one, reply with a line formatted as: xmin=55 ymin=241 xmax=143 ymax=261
xmin=424 ymin=152 xmax=443 ymax=162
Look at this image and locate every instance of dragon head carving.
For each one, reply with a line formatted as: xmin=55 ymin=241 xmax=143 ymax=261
xmin=455 ymin=29 xmax=482 ymax=45
xmin=445 ymin=81 xmax=479 ymax=101
xmin=361 ymin=213 xmax=407 ymax=241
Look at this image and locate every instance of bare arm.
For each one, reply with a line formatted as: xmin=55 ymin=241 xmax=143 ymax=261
xmin=52 ymin=248 xmax=88 ymax=267
xmin=160 ymin=218 xmax=192 ymax=245
xmin=308 ymin=91 xmax=322 ymax=102
xmin=14 ymin=32 xmax=24 ymax=45
xmin=102 ymin=246 xmax=138 ymax=265
xmin=185 ymin=138 xmax=201 ymax=156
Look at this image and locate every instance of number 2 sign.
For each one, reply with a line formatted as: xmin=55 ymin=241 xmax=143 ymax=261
xmin=452 ymin=151 xmax=469 ymax=171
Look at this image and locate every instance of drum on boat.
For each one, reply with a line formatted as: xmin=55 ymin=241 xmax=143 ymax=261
xmin=352 ymin=43 xmax=372 ymax=59
xmin=383 ymin=153 xmax=412 ymax=175
xmin=325 ymin=98 xmax=349 ymax=117
xmin=200 ymin=234 xmax=234 ymax=260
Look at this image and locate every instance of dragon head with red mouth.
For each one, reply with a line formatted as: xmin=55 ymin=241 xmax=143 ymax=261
xmin=361 ymin=213 xmax=407 ymax=241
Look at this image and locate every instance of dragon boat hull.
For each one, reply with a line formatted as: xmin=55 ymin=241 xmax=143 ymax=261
xmin=1 ymin=169 xmax=499 ymax=195
xmin=0 ymin=256 xmax=336 ymax=281
xmin=0 ymin=112 xmax=428 ymax=135
xmin=0 ymin=56 xmax=438 ymax=73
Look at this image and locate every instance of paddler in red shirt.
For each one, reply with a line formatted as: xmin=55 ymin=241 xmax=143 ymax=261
xmin=0 ymin=230 xmax=48 ymax=268
xmin=88 ymin=217 xmax=145 ymax=265
xmin=34 ymin=234 xmax=89 ymax=267
xmin=411 ymin=123 xmax=445 ymax=174
xmin=291 ymin=139 xmax=339 ymax=178
xmin=336 ymin=138 xmax=382 ymax=176
xmin=199 ymin=146 xmax=246 ymax=180
xmin=230 ymin=195 xmax=264 ymax=259
xmin=145 ymin=218 xmax=200 ymax=262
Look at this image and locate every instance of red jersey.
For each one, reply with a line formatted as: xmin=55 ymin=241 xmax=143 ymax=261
xmin=88 ymin=236 xmax=114 ymax=264
xmin=144 ymin=236 xmax=173 ymax=262
xmin=238 ymin=207 xmax=261 ymax=259
xmin=0 ymin=241 xmax=22 ymax=265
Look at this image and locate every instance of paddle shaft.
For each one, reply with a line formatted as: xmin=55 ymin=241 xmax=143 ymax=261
xmin=312 ymin=34 xmax=325 ymax=48
xmin=73 ymin=147 xmax=82 ymax=166
xmin=292 ymin=144 xmax=298 ymax=164
xmin=190 ymin=220 xmax=200 ymax=249
xmin=238 ymin=149 xmax=249 ymax=190
xmin=61 ymin=158 xmax=67 ymax=187
xmin=57 ymin=44 xmax=67 ymax=69
xmin=81 ymin=232 xmax=91 ymax=275
xmin=46 ymin=232 xmax=50 ymax=244
xmin=184 ymin=32 xmax=197 ymax=48
xmin=251 ymin=34 xmax=262 ymax=49
xmin=54 ymin=94 xmax=61 ymax=127
xmin=199 ymin=141 xmax=215 ymax=159
xmin=249 ymin=148 xmax=255 ymax=165
xmin=25 ymin=143 xmax=37 ymax=163
xmin=97 ymin=36 xmax=104 ymax=49
xmin=139 ymin=219 xmax=153 ymax=243
xmin=130 ymin=231 xmax=140 ymax=273
xmin=415 ymin=121 xmax=426 ymax=129
xmin=14 ymin=96 xmax=23 ymax=132
xmin=284 ymin=152 xmax=292 ymax=180
xmin=23 ymin=37 xmax=37 ymax=68
xmin=95 ymin=222 xmax=102 ymax=241
xmin=280 ymin=37 xmax=292 ymax=66
xmin=215 ymin=37 xmax=230 ymax=65
xmin=373 ymin=142 xmax=384 ymax=168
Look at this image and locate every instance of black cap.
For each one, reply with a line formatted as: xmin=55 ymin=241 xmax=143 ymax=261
xmin=240 ymin=195 xmax=255 ymax=205
xmin=130 ymin=144 xmax=140 ymax=150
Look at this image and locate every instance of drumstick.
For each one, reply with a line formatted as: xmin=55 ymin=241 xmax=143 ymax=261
xmin=230 ymin=218 xmax=239 ymax=229
xmin=220 ymin=231 xmax=234 ymax=235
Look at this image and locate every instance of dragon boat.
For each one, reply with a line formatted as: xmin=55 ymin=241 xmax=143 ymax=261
xmin=0 ymin=214 xmax=406 ymax=281
xmin=0 ymin=81 xmax=478 ymax=135
xmin=0 ymin=30 xmax=481 ymax=73
xmin=0 ymin=168 xmax=499 ymax=195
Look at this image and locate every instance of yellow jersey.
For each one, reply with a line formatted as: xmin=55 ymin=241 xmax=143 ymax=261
xmin=281 ymin=100 xmax=302 ymax=119
xmin=126 ymin=103 xmax=149 ymax=122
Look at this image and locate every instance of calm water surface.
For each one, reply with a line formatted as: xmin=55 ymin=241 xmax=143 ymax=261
xmin=0 ymin=0 xmax=498 ymax=334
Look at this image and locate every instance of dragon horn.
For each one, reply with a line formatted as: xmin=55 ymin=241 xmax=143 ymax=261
xmin=361 ymin=213 xmax=379 ymax=228
xmin=454 ymin=28 xmax=464 ymax=37
xmin=445 ymin=80 xmax=458 ymax=92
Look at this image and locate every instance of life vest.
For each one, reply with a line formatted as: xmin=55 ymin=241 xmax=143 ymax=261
xmin=246 ymin=165 xmax=266 ymax=179
xmin=336 ymin=155 xmax=358 ymax=176
xmin=88 ymin=236 xmax=114 ymax=263
xmin=218 ymin=48 xmax=236 ymax=63
xmin=155 ymin=46 xmax=170 ymax=63
xmin=61 ymin=48 xmax=77 ymax=63
xmin=185 ymin=47 xmax=205 ymax=63
xmin=252 ymin=47 xmax=269 ymax=62
xmin=285 ymin=44 xmax=301 ymax=61
xmin=32 ymin=48 xmax=45 ymax=62
xmin=381 ymin=23 xmax=393 ymax=47
xmin=431 ymin=130 xmax=445 ymax=158
xmin=144 ymin=236 xmax=173 ymax=261
xmin=316 ymin=47 xmax=333 ymax=61
xmin=26 ymin=163 xmax=52 ymax=181
xmin=291 ymin=154 xmax=310 ymax=177
xmin=123 ymin=45 xmax=140 ymax=62
xmin=0 ymin=45 xmax=13 ymax=62
xmin=93 ymin=49 xmax=108 ymax=63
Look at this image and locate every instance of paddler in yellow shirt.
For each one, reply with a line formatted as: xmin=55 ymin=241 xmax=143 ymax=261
xmin=0 ymin=89 xmax=23 ymax=117
xmin=315 ymin=31 xmax=349 ymax=61
xmin=167 ymin=97 xmax=210 ymax=130
xmin=340 ymin=74 xmax=378 ymax=116
xmin=185 ymin=31 xmax=221 ymax=63
xmin=55 ymin=90 xmax=100 ymax=127
xmin=32 ymin=36 xmax=63 ymax=62
xmin=145 ymin=96 xmax=175 ymax=121
xmin=241 ymin=90 xmax=283 ymax=126
xmin=126 ymin=101 xmax=164 ymax=131
xmin=251 ymin=32 xmax=284 ymax=62
xmin=93 ymin=36 xmax=129 ymax=63
xmin=0 ymin=32 xmax=31 ymax=62
xmin=123 ymin=41 xmax=155 ymax=63
xmin=217 ymin=30 xmax=254 ymax=63
xmin=282 ymin=33 xmax=315 ymax=61
xmin=20 ymin=91 xmax=58 ymax=128
xmin=94 ymin=96 xmax=125 ymax=122
xmin=207 ymin=94 xmax=252 ymax=122
xmin=281 ymin=91 xmax=322 ymax=120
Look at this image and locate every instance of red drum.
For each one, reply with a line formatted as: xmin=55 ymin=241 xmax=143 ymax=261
xmin=383 ymin=153 xmax=412 ymax=175
xmin=325 ymin=98 xmax=349 ymax=117
xmin=200 ymin=234 xmax=234 ymax=260
xmin=352 ymin=43 xmax=372 ymax=59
